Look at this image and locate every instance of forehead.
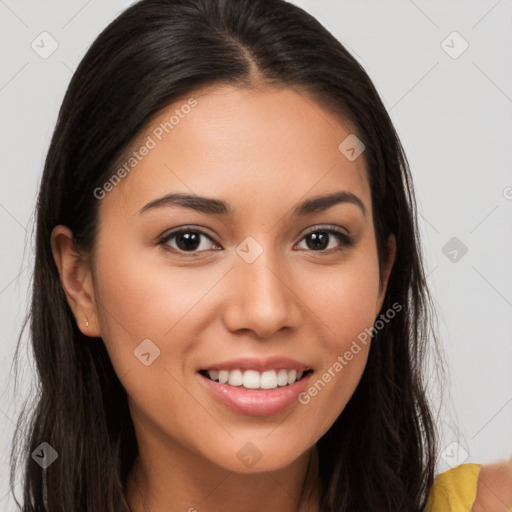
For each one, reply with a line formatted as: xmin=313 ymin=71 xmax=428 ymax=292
xmin=100 ymin=84 xmax=370 ymax=219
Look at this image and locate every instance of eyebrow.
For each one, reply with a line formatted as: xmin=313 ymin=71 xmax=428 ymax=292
xmin=139 ymin=191 xmax=366 ymax=218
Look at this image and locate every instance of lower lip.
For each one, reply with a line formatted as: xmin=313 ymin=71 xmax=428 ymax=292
xmin=198 ymin=372 xmax=312 ymax=416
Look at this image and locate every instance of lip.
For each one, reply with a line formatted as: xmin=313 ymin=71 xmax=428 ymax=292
xmin=199 ymin=356 xmax=311 ymax=373
xmin=198 ymin=370 xmax=313 ymax=416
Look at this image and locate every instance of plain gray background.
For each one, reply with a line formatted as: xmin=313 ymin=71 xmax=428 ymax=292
xmin=1 ymin=0 xmax=511 ymax=508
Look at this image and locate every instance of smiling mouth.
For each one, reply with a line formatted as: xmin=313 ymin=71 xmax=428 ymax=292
xmin=198 ymin=368 xmax=313 ymax=390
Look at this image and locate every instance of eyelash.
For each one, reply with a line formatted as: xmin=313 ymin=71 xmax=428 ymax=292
xmin=157 ymin=225 xmax=355 ymax=256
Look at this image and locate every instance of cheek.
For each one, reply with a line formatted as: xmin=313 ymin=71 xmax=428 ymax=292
xmin=92 ymin=240 xmax=226 ymax=370
xmin=303 ymin=246 xmax=382 ymax=344
xmin=294 ymin=246 xmax=381 ymax=432
xmin=92 ymin=244 xmax=225 ymax=448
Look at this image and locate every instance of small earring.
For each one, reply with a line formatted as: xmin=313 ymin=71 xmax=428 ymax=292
xmin=85 ymin=320 xmax=89 ymax=328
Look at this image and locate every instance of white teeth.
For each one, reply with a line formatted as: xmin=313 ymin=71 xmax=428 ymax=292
xmin=242 ymin=370 xmax=260 ymax=389
xmin=276 ymin=369 xmax=288 ymax=386
xmin=260 ymin=370 xmax=277 ymax=389
xmin=228 ymin=369 xmax=243 ymax=386
xmin=205 ymin=368 xmax=306 ymax=389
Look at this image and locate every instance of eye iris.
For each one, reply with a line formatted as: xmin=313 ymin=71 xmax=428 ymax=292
xmin=307 ymin=231 xmax=329 ymax=250
xmin=176 ymin=232 xmax=201 ymax=251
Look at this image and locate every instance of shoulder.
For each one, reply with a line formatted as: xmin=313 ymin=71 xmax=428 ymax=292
xmin=426 ymin=460 xmax=512 ymax=512
xmin=472 ymin=459 xmax=512 ymax=512
xmin=426 ymin=462 xmax=482 ymax=511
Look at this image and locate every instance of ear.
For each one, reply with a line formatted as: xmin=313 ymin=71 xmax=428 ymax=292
xmin=376 ymin=234 xmax=396 ymax=313
xmin=50 ymin=225 xmax=101 ymax=337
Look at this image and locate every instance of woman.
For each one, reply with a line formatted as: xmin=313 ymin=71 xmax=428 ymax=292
xmin=8 ymin=0 xmax=510 ymax=510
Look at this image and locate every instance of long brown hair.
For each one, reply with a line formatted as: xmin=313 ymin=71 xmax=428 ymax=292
xmin=10 ymin=0 xmax=442 ymax=510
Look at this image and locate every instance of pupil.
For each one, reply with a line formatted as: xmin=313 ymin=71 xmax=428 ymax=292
xmin=177 ymin=232 xmax=200 ymax=251
xmin=308 ymin=231 xmax=328 ymax=250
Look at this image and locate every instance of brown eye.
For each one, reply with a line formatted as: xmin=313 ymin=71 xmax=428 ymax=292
xmin=159 ymin=228 xmax=219 ymax=254
xmin=297 ymin=228 xmax=354 ymax=252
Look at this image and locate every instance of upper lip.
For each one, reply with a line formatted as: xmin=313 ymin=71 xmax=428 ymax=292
xmin=200 ymin=356 xmax=311 ymax=373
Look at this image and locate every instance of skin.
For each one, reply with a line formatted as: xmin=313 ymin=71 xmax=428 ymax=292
xmin=472 ymin=460 xmax=512 ymax=511
xmin=51 ymin=84 xmax=396 ymax=512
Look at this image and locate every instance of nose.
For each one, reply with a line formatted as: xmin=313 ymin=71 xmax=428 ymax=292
xmin=222 ymin=248 xmax=302 ymax=339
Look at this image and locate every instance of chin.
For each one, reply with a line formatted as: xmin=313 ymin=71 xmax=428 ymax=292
xmin=198 ymin=436 xmax=312 ymax=474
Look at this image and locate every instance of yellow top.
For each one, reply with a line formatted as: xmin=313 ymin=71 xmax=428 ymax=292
xmin=426 ymin=461 xmax=512 ymax=512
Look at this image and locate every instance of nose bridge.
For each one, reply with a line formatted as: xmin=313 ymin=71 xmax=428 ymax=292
xmin=223 ymin=235 xmax=301 ymax=337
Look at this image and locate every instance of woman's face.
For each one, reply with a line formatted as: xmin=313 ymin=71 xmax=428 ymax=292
xmin=79 ymin=84 xmax=394 ymax=473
